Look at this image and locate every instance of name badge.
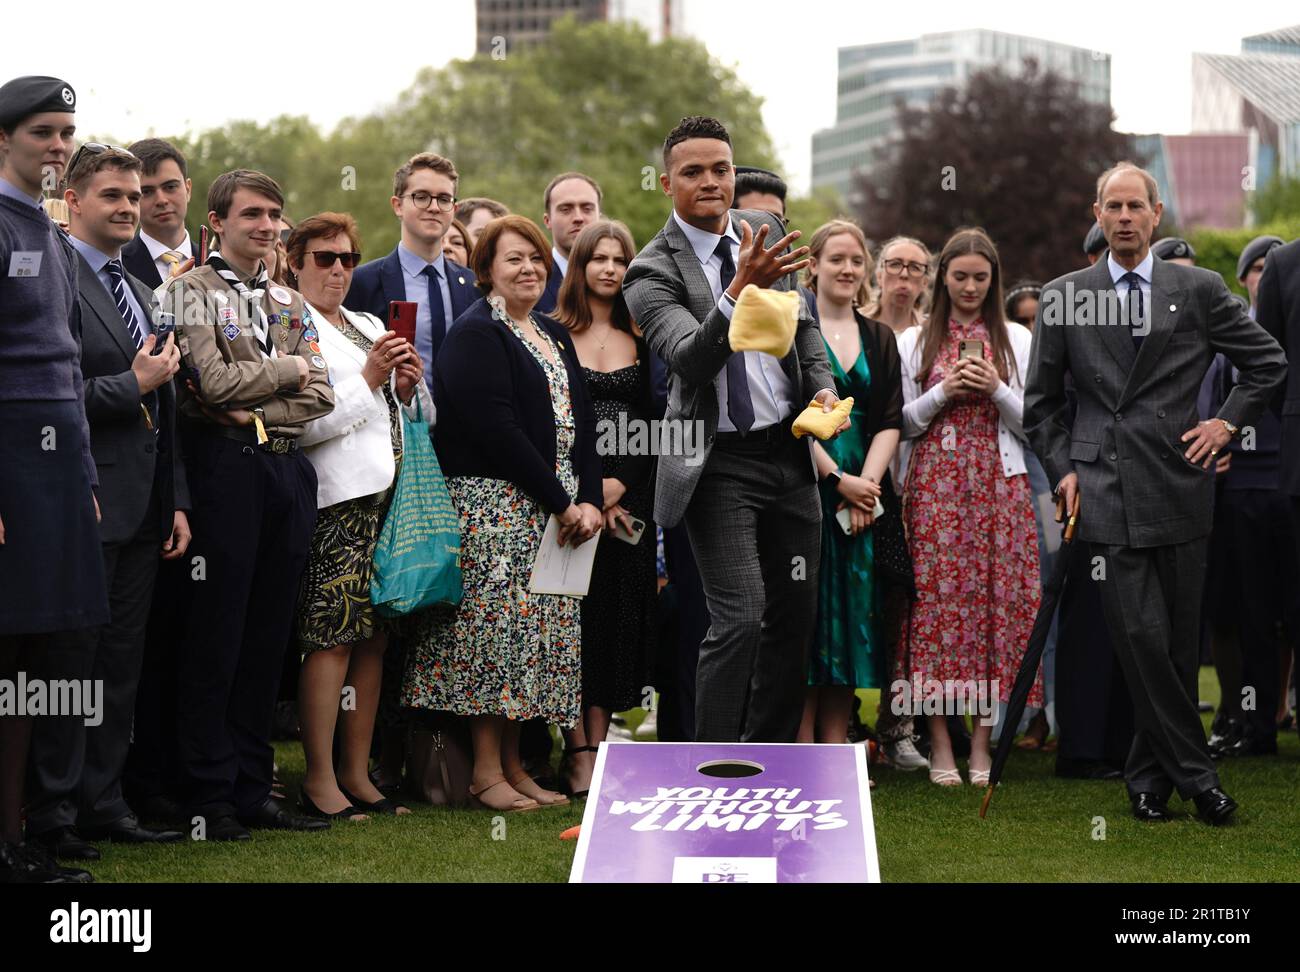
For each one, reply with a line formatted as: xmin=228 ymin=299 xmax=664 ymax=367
xmin=8 ymin=251 xmax=42 ymax=277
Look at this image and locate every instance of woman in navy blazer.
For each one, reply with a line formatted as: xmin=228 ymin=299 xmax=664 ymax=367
xmin=403 ymin=215 xmax=602 ymax=812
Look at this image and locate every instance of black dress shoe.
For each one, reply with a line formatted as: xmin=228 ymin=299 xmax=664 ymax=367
xmin=201 ymin=814 xmax=252 ymax=842
xmin=239 ymin=797 xmax=330 ymax=832
xmin=1130 ymin=792 xmax=1173 ymax=822
xmin=82 ymin=816 xmax=184 ymax=844
xmin=1217 ymin=733 xmax=1278 ymax=758
xmin=134 ymin=794 xmax=184 ymax=824
xmin=1055 ymin=757 xmax=1124 ymax=781
xmin=1192 ymin=786 xmax=1237 ymax=825
xmin=32 ymin=825 xmax=101 ymax=861
xmin=1 ymin=841 xmax=92 ymax=884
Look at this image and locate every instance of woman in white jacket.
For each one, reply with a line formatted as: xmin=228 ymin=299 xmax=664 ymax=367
xmin=287 ymin=214 xmax=430 ymax=820
xmin=896 ymin=228 xmax=1041 ymax=787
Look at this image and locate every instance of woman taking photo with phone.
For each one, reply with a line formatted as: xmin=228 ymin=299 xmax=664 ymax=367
xmin=796 ymin=220 xmax=901 ymax=745
xmin=896 ymin=227 xmax=1040 ymax=786
xmin=553 ymin=220 xmax=655 ymax=797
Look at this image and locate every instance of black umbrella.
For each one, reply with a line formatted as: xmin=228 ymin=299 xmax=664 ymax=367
xmin=980 ymin=493 xmax=1080 ymax=818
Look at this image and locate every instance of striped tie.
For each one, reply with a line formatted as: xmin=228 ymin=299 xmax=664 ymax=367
xmin=104 ymin=259 xmax=145 ymax=349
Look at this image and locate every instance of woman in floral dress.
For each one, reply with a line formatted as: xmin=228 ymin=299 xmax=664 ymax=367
xmin=404 ymin=216 xmax=604 ymax=812
xmin=896 ymin=228 xmax=1041 ymax=786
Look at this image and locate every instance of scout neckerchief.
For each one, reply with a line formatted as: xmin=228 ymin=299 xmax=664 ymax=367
xmin=207 ymin=250 xmax=275 ymax=358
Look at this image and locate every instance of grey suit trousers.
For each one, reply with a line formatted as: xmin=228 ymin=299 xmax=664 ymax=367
xmin=1092 ymin=539 xmax=1219 ymax=800
xmin=684 ymin=426 xmax=821 ymax=743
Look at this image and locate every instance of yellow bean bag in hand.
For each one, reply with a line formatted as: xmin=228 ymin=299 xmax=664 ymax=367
xmin=728 ymin=284 xmax=799 ymax=357
xmin=792 ymin=397 xmax=853 ymax=440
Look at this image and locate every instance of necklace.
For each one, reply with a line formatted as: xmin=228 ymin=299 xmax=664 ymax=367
xmin=592 ymin=323 xmax=616 ymax=350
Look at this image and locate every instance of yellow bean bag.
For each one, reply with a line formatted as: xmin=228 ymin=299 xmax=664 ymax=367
xmin=792 ymin=397 xmax=853 ymax=440
xmin=728 ymin=284 xmax=799 ymax=357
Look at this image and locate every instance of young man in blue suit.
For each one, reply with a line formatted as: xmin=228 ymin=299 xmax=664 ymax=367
xmin=344 ymin=153 xmax=476 ymax=393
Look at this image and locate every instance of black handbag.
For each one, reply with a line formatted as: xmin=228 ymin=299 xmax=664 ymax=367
xmin=872 ymin=470 xmax=915 ymax=595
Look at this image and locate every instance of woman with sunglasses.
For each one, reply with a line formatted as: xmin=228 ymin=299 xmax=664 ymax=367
xmin=285 ymin=212 xmax=429 ymax=820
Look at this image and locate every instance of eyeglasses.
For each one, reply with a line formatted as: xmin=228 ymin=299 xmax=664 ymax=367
xmin=401 ymin=191 xmax=456 ymax=212
xmin=306 ymin=250 xmax=361 ymax=269
xmin=882 ymin=258 xmax=928 ymax=278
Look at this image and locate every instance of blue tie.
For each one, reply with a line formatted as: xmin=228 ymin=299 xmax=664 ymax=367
xmin=1121 ymin=271 xmax=1145 ymax=353
xmin=105 ymin=259 xmax=145 ymax=349
xmin=716 ymin=237 xmax=754 ymax=433
xmin=423 ymin=264 xmax=448 ymax=362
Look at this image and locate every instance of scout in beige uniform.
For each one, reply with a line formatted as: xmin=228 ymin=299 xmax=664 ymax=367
xmin=162 ymin=169 xmax=335 ymax=840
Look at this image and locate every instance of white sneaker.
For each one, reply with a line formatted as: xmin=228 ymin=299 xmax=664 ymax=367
xmin=635 ymin=710 xmax=657 ymax=739
xmin=886 ymin=734 xmax=930 ymax=771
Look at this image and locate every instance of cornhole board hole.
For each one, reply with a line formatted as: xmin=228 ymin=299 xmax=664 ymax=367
xmin=569 ymin=742 xmax=880 ymax=883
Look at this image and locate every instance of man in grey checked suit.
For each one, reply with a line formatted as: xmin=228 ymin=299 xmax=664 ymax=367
xmin=623 ymin=116 xmax=844 ymax=743
xmin=1025 ymin=162 xmax=1286 ymax=825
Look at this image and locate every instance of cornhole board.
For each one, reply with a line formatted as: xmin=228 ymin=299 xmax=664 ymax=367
xmin=569 ymin=742 xmax=880 ymax=883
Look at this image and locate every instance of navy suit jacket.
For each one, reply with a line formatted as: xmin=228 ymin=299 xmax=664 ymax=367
xmin=536 ymin=261 xmax=564 ymax=315
xmin=121 ymin=234 xmax=199 ymax=291
xmin=343 ymin=246 xmax=478 ymax=335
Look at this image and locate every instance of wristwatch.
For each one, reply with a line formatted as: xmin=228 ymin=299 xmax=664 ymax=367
xmin=1219 ymin=418 xmax=1239 ymax=437
xmin=826 ymin=467 xmax=845 ymax=487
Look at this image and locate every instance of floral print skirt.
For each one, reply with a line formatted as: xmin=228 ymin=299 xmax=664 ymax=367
xmin=401 ymin=476 xmax=582 ymax=728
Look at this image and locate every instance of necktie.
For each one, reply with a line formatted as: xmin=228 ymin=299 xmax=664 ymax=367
xmin=716 ymin=237 xmax=754 ymax=433
xmin=423 ymin=264 xmax=448 ymax=363
xmin=1121 ymin=271 xmax=1145 ymax=353
xmin=160 ymin=250 xmax=182 ymax=280
xmin=105 ymin=259 xmax=145 ymax=350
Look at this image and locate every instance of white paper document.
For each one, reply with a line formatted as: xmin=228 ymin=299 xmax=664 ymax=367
xmin=529 ymin=516 xmax=600 ymax=597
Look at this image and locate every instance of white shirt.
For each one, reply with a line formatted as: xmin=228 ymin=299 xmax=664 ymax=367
xmin=671 ymin=209 xmax=796 ymax=432
xmin=139 ymin=229 xmax=193 ymax=285
xmin=1107 ymin=250 xmax=1154 ymax=324
xmin=551 ymin=246 xmax=569 ymax=280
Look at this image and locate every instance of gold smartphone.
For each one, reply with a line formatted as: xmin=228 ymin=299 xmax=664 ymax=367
xmin=958 ymin=339 xmax=984 ymax=361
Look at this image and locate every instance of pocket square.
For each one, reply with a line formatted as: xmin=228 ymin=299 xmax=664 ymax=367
xmin=728 ymin=284 xmax=799 ymax=357
xmin=792 ymin=397 xmax=853 ymax=440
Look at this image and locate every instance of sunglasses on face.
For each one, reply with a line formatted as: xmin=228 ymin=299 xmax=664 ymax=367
xmin=306 ymin=250 xmax=361 ymax=269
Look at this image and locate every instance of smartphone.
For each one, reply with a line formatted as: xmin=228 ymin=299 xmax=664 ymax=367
xmin=835 ymin=507 xmax=854 ymax=535
xmin=958 ymin=339 xmax=984 ymax=361
xmin=389 ymin=301 xmax=418 ymax=347
xmin=611 ymin=515 xmax=646 ymax=546
xmin=151 ymin=312 xmax=176 ymax=355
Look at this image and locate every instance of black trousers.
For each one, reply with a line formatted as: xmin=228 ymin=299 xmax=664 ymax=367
xmin=684 ymin=428 xmax=820 ymax=743
xmin=27 ymin=503 xmax=161 ymax=832
xmin=175 ymin=435 xmax=316 ymax=819
xmin=1219 ymin=489 xmax=1300 ymax=741
xmin=1093 ymin=539 xmax=1218 ymax=801
xmin=657 ymin=522 xmax=709 ymax=742
xmin=1055 ymin=551 xmax=1134 ymax=766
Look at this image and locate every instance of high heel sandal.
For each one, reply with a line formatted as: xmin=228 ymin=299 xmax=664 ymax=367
xmin=929 ymin=767 xmax=963 ymax=787
xmin=299 ymin=787 xmax=369 ymax=821
xmin=468 ymin=777 xmax=540 ymax=813
xmin=968 ymin=767 xmax=991 ymax=786
xmin=559 ymin=745 xmax=599 ymax=799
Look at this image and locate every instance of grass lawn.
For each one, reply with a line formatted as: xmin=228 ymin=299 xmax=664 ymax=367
xmin=88 ymin=668 xmax=1300 ymax=883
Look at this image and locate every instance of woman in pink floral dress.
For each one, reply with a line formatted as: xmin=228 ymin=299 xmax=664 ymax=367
xmin=896 ymin=228 xmax=1041 ymax=786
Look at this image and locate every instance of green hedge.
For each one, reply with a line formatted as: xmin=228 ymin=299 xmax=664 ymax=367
xmin=1187 ymin=220 xmax=1300 ymax=298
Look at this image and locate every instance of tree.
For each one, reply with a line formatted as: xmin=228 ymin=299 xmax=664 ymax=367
xmin=164 ymin=18 xmax=782 ymax=260
xmin=854 ymin=60 xmax=1138 ymax=284
xmin=1252 ymin=173 xmax=1300 ymax=227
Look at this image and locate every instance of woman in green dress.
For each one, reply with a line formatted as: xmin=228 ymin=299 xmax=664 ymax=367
xmin=797 ymin=221 xmax=903 ymax=744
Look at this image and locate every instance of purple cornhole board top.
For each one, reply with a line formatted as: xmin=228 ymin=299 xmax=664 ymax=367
xmin=569 ymin=742 xmax=880 ymax=883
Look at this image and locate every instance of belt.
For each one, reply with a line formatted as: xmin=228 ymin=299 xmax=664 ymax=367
xmin=200 ymin=423 xmax=300 ymax=454
xmin=714 ymin=415 xmax=797 ymax=447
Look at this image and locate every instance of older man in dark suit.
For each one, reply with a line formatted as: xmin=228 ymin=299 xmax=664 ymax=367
xmin=27 ymin=146 xmax=188 ymax=861
xmin=1025 ymin=162 xmax=1286 ymax=825
xmin=623 ymin=116 xmax=844 ymax=743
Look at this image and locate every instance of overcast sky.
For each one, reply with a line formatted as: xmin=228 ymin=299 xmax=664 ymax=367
xmin=12 ymin=0 xmax=1295 ymax=194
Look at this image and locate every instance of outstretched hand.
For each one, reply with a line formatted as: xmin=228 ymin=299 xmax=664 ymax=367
xmin=727 ymin=219 xmax=810 ymax=298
